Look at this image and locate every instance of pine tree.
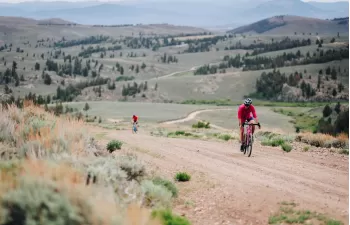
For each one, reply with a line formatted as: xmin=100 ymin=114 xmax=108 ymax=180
xmin=83 ymin=102 xmax=90 ymax=111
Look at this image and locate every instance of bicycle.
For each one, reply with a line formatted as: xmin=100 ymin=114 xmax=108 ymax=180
xmin=241 ymin=121 xmax=261 ymax=157
xmin=132 ymin=122 xmax=138 ymax=134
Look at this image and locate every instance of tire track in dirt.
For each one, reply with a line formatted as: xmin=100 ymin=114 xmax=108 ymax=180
xmin=97 ymin=128 xmax=349 ymax=225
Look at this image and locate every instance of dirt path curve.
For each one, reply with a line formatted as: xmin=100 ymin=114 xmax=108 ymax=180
xmin=92 ymin=127 xmax=349 ymax=225
xmin=161 ymin=108 xmax=231 ymax=131
xmin=161 ymin=108 xmax=230 ymax=125
xmin=149 ymin=65 xmax=200 ymax=81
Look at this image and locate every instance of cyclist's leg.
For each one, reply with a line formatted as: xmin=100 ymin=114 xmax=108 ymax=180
xmin=240 ymin=119 xmax=245 ymax=151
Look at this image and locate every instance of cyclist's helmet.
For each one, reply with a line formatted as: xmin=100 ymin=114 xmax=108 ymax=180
xmin=244 ymin=98 xmax=252 ymax=106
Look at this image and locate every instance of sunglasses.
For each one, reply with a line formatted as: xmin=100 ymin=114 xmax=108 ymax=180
xmin=244 ymin=104 xmax=250 ymax=107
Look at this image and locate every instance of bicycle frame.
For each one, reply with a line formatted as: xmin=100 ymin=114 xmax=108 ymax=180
xmin=242 ymin=122 xmax=260 ymax=157
xmin=132 ymin=122 xmax=138 ymax=133
xmin=244 ymin=124 xmax=253 ymax=145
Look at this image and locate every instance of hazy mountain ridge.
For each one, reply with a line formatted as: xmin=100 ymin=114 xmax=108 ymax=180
xmin=0 ymin=0 xmax=347 ymax=27
xmin=228 ymin=15 xmax=349 ymax=34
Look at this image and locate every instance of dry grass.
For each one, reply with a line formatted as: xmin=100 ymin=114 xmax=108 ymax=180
xmin=295 ymin=132 xmax=348 ymax=149
xmin=0 ymin=102 xmax=187 ymax=225
xmin=0 ymin=100 xmax=96 ymax=158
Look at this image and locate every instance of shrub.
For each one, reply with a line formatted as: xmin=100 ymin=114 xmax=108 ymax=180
xmin=258 ymin=131 xmax=295 ymax=151
xmin=219 ymin=134 xmax=232 ymax=141
xmin=175 ymin=131 xmax=185 ymax=135
xmin=295 ymin=132 xmax=348 ymax=149
xmin=87 ymin=157 xmax=128 ymax=184
xmin=167 ymin=131 xmax=196 ymax=138
xmin=192 ymin=121 xmax=210 ymax=129
xmin=152 ymin=209 xmax=191 ymax=225
xmin=106 ymin=140 xmax=123 ymax=153
xmin=141 ymin=180 xmax=172 ymax=208
xmin=261 ymin=137 xmax=285 ymax=147
xmin=175 ymin=172 xmax=191 ymax=182
xmin=0 ymin=110 xmax=17 ymax=143
xmin=0 ymin=177 xmax=96 ymax=225
xmin=117 ymin=154 xmax=146 ymax=181
xmin=152 ymin=177 xmax=178 ymax=198
xmin=0 ymin=102 xmax=97 ymax=158
xmin=339 ymin=149 xmax=349 ymax=155
xmin=303 ymin=146 xmax=310 ymax=152
xmin=281 ymin=143 xmax=292 ymax=152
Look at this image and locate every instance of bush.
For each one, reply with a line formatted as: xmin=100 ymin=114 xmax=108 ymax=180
xmin=192 ymin=121 xmax=210 ymax=129
xmin=261 ymin=137 xmax=285 ymax=147
xmin=303 ymin=146 xmax=310 ymax=152
xmin=175 ymin=172 xmax=191 ymax=182
xmin=106 ymin=140 xmax=123 ymax=153
xmin=339 ymin=149 xmax=349 ymax=155
xmin=141 ymin=180 xmax=172 ymax=208
xmin=118 ymin=154 xmax=146 ymax=182
xmin=295 ymin=132 xmax=348 ymax=149
xmin=281 ymin=143 xmax=292 ymax=152
xmin=87 ymin=157 xmax=128 ymax=184
xmin=219 ymin=134 xmax=232 ymax=141
xmin=175 ymin=131 xmax=185 ymax=135
xmin=152 ymin=209 xmax=191 ymax=225
xmin=258 ymin=131 xmax=295 ymax=151
xmin=167 ymin=131 xmax=198 ymax=138
xmin=0 ymin=178 xmax=95 ymax=225
xmin=152 ymin=177 xmax=178 ymax=198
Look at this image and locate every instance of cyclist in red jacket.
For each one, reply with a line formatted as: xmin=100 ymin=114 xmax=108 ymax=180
xmin=132 ymin=114 xmax=138 ymax=124
xmin=237 ymin=98 xmax=260 ymax=152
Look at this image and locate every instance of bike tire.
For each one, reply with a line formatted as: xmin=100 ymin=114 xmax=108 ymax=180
xmin=246 ymin=135 xmax=253 ymax=157
xmin=243 ymin=134 xmax=247 ymax=155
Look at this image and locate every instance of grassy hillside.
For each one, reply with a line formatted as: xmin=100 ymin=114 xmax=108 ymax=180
xmin=0 ymin=15 xmax=348 ymax=117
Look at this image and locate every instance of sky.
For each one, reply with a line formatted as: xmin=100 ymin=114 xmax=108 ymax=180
xmin=0 ymin=0 xmax=348 ymax=2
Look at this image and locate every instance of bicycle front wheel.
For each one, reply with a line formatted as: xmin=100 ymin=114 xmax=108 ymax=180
xmin=246 ymin=135 xmax=253 ymax=157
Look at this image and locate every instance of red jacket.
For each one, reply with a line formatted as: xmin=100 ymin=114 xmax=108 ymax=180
xmin=238 ymin=104 xmax=257 ymax=121
xmin=132 ymin=115 xmax=138 ymax=122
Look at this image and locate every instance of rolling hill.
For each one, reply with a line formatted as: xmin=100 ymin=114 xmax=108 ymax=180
xmin=228 ymin=15 xmax=349 ymax=35
xmin=240 ymin=0 xmax=348 ymax=22
xmin=0 ymin=0 xmax=347 ymax=27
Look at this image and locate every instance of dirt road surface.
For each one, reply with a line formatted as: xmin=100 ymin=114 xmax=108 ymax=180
xmin=92 ymin=124 xmax=349 ymax=225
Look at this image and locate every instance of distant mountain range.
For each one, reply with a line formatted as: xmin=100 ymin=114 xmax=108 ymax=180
xmin=228 ymin=15 xmax=349 ymax=35
xmin=0 ymin=0 xmax=347 ymax=27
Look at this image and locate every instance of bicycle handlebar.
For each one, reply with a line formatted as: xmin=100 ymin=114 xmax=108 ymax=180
xmin=242 ymin=122 xmax=261 ymax=128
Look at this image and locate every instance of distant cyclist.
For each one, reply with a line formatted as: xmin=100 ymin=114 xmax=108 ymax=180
xmin=132 ymin=114 xmax=138 ymax=125
xmin=237 ymin=98 xmax=260 ymax=152
xmin=132 ymin=114 xmax=139 ymax=133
